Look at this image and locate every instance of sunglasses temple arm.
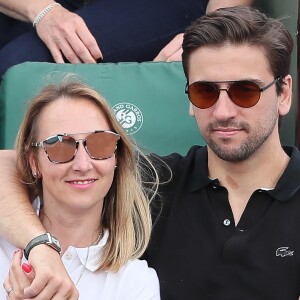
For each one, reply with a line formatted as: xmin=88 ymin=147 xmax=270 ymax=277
xmin=185 ymin=82 xmax=189 ymax=94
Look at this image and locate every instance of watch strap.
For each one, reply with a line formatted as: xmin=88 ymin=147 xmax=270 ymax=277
xmin=24 ymin=233 xmax=61 ymax=260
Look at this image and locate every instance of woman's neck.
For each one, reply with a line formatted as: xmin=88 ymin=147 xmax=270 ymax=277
xmin=39 ymin=204 xmax=103 ymax=254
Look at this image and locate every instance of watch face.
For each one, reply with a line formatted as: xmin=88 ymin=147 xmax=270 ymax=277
xmin=52 ymin=236 xmax=61 ymax=247
xmin=47 ymin=233 xmax=61 ymax=252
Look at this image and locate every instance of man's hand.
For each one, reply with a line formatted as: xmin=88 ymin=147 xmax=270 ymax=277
xmin=25 ymin=245 xmax=78 ymax=299
xmin=36 ymin=5 xmax=102 ymax=63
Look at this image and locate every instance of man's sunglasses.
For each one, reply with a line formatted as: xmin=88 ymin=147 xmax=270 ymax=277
xmin=185 ymin=78 xmax=280 ymax=109
xmin=32 ymin=130 xmax=120 ymax=164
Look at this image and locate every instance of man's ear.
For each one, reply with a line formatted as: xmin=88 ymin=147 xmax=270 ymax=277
xmin=189 ymin=102 xmax=195 ymax=117
xmin=278 ymin=74 xmax=292 ymax=116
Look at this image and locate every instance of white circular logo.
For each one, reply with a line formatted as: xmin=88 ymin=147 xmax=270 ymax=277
xmin=112 ymin=102 xmax=143 ymax=135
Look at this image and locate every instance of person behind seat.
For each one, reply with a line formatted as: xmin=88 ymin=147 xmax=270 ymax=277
xmin=0 ymin=0 xmax=253 ymax=82
xmin=0 ymin=79 xmax=160 ymax=299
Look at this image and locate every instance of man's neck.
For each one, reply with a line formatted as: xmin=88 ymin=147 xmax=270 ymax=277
xmin=207 ymin=143 xmax=290 ymax=224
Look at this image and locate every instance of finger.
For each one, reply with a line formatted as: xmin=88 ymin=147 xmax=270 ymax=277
xmin=22 ymin=263 xmax=35 ymax=282
xmin=153 ymin=49 xmax=167 ymax=62
xmin=35 ymin=25 xmax=66 ymax=64
xmin=166 ymin=48 xmax=183 ymax=62
xmin=26 ymin=287 xmax=78 ymax=300
xmin=23 ymin=273 xmax=51 ymax=299
xmin=76 ymin=24 xmax=103 ymax=62
xmin=24 ymin=272 xmax=78 ymax=299
xmin=3 ymin=282 xmax=14 ymax=299
xmin=3 ymin=276 xmax=12 ymax=297
xmin=153 ymin=33 xmax=184 ymax=62
xmin=7 ymin=250 xmax=30 ymax=299
xmin=51 ymin=35 xmax=82 ymax=64
xmin=42 ymin=38 xmax=66 ymax=63
xmin=25 ymin=283 xmax=58 ymax=300
xmin=65 ymin=33 xmax=97 ymax=63
xmin=24 ymin=278 xmax=78 ymax=300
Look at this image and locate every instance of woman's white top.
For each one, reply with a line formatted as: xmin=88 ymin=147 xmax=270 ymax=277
xmin=0 ymin=200 xmax=160 ymax=299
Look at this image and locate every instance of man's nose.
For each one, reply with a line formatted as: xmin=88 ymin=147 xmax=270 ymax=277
xmin=212 ymin=88 xmax=238 ymax=120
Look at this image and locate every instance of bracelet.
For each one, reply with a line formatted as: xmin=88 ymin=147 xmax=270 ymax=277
xmin=32 ymin=3 xmax=62 ymax=27
xmin=24 ymin=233 xmax=61 ymax=260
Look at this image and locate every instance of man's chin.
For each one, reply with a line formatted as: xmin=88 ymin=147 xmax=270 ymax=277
xmin=208 ymin=141 xmax=253 ymax=162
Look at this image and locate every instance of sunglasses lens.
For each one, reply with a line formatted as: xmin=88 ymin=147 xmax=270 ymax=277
xmin=229 ymin=81 xmax=261 ymax=108
xmin=44 ymin=135 xmax=76 ymax=163
xmin=188 ymin=82 xmax=218 ymax=109
xmin=86 ymin=132 xmax=119 ymax=159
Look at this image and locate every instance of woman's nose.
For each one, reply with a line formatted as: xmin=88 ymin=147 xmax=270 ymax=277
xmin=71 ymin=141 xmax=93 ymax=172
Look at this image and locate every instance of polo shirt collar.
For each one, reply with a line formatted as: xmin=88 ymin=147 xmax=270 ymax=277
xmin=268 ymin=146 xmax=300 ymax=201
xmin=189 ymin=146 xmax=213 ymax=192
xmin=74 ymin=229 xmax=109 ymax=272
xmin=188 ymin=145 xmax=300 ymax=202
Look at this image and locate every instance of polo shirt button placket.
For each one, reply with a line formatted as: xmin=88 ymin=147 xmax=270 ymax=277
xmin=65 ymin=252 xmax=73 ymax=260
xmin=223 ymin=219 xmax=231 ymax=226
xmin=62 ymin=249 xmax=75 ymax=270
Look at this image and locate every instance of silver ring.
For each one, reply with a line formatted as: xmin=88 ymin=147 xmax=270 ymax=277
xmin=6 ymin=287 xmax=13 ymax=295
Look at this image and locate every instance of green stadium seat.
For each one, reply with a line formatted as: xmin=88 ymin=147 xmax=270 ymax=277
xmin=0 ymin=61 xmax=205 ymax=155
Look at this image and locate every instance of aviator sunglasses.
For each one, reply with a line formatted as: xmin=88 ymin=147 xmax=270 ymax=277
xmin=185 ymin=78 xmax=280 ymax=109
xmin=32 ymin=130 xmax=120 ymax=164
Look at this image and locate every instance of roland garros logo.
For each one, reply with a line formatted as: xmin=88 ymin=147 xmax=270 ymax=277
xmin=112 ymin=102 xmax=143 ymax=135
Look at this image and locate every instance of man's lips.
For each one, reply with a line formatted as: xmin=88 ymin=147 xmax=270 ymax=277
xmin=213 ymin=127 xmax=242 ymax=132
xmin=212 ymin=127 xmax=243 ymax=137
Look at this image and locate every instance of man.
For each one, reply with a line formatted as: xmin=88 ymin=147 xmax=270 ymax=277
xmin=0 ymin=5 xmax=298 ymax=300
xmin=144 ymin=6 xmax=297 ymax=299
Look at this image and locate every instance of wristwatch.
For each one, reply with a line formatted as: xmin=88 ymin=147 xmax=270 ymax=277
xmin=24 ymin=233 xmax=61 ymax=260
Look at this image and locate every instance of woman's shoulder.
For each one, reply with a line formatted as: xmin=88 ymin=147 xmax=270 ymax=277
xmin=107 ymin=258 xmax=160 ymax=299
xmin=122 ymin=258 xmax=157 ymax=276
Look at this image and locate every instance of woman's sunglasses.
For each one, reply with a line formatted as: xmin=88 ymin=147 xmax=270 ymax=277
xmin=185 ymin=78 xmax=280 ymax=109
xmin=32 ymin=130 xmax=120 ymax=164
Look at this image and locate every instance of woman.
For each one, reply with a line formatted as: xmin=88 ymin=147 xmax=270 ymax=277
xmin=0 ymin=79 xmax=160 ymax=299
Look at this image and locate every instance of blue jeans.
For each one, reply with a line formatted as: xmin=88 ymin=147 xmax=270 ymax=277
xmin=0 ymin=0 xmax=208 ymax=79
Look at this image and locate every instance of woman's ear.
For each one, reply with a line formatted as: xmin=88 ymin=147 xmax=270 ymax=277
xmin=278 ymin=74 xmax=292 ymax=117
xmin=28 ymin=151 xmax=39 ymax=178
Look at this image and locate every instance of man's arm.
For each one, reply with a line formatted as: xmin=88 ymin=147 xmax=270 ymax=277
xmin=153 ymin=0 xmax=255 ymax=62
xmin=0 ymin=150 xmax=44 ymax=246
xmin=0 ymin=151 xmax=78 ymax=299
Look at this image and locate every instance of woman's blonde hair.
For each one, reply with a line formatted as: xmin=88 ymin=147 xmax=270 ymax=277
xmin=16 ymin=77 xmax=159 ymax=272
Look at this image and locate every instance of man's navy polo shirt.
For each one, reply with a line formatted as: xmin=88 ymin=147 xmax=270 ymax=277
xmin=145 ymin=146 xmax=300 ymax=300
